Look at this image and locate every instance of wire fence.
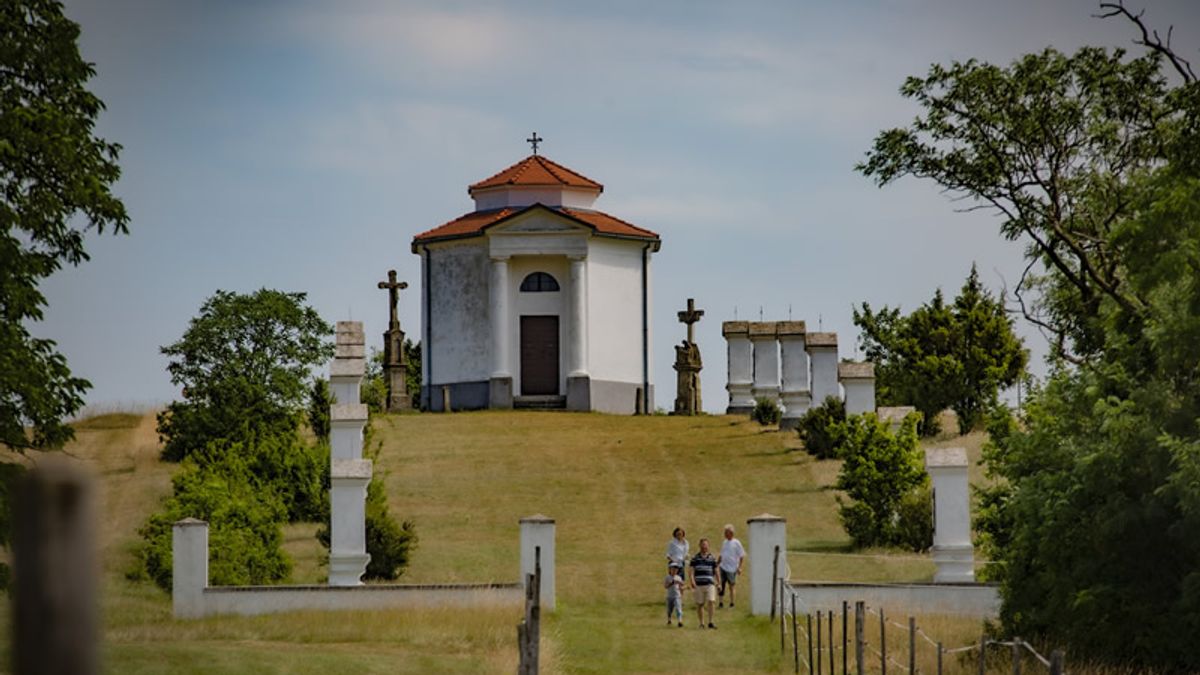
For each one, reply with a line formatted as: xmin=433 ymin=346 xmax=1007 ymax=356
xmin=775 ymin=576 xmax=1066 ymax=675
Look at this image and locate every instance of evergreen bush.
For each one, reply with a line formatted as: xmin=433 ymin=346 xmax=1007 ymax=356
xmin=834 ymin=413 xmax=930 ymax=551
xmin=751 ymin=397 xmax=781 ymax=426
xmin=797 ymin=396 xmax=847 ymax=459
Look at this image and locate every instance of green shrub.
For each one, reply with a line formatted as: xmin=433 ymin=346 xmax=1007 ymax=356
xmin=308 ymin=378 xmax=332 ymax=442
xmin=893 ymin=483 xmax=934 ymax=552
xmin=797 ymin=396 xmax=847 ymax=459
xmin=834 ymin=413 xmax=929 ymax=551
xmin=136 ymin=454 xmax=290 ymax=591
xmin=751 ymin=397 xmax=781 ymax=426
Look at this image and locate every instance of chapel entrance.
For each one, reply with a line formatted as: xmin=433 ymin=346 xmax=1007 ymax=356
xmin=520 ymin=315 xmax=560 ymax=395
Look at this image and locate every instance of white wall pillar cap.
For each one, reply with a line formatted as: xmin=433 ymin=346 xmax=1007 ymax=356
xmin=174 ymin=517 xmax=208 ymax=527
xmin=520 ymin=514 xmax=555 ymax=524
xmin=775 ymin=321 xmax=806 ymax=337
xmin=747 ymin=513 xmax=786 ymax=523
xmin=926 ymin=447 xmax=969 ymax=469
xmin=722 ymin=321 xmax=750 ymax=337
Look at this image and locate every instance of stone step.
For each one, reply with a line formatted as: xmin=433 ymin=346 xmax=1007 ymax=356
xmin=513 ymin=395 xmax=567 ymax=410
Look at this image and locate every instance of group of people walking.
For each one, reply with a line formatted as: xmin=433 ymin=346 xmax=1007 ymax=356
xmin=663 ymin=524 xmax=746 ymax=629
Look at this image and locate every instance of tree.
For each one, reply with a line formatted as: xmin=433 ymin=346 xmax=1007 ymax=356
xmin=1 ymin=0 xmax=127 ymax=450
xmin=854 ymin=266 xmax=1026 ymax=435
xmin=860 ymin=8 xmax=1200 ymax=668
xmin=156 ymin=289 xmax=334 ymax=461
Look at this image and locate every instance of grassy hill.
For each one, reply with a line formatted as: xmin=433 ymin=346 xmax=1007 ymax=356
xmin=1 ymin=410 xmax=991 ymax=674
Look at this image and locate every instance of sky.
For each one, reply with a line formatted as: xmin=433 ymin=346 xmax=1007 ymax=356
xmin=41 ymin=0 xmax=1200 ymax=413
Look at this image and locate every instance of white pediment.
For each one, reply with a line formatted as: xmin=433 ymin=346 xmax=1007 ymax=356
xmin=488 ymin=209 xmax=589 ymax=235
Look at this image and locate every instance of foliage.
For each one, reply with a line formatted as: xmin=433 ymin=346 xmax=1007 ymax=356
xmin=0 ymin=462 xmax=25 ymax=592
xmin=307 ymin=378 xmax=331 ymax=443
xmin=0 ymin=0 xmax=128 ymax=451
xmin=404 ymin=339 xmax=422 ymax=410
xmin=861 ymin=25 xmax=1200 ymax=669
xmin=797 ymin=395 xmax=846 ymax=459
xmin=136 ymin=448 xmax=290 ymax=590
xmin=156 ymin=289 xmax=333 ymax=461
xmin=834 ymin=413 xmax=929 ymax=551
xmin=854 ymin=265 xmax=1026 ymax=435
xmin=360 ymin=347 xmax=387 ymax=413
xmin=751 ymin=397 xmax=781 ymax=426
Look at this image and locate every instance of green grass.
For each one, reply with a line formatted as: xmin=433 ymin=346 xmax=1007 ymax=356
xmin=4 ymin=409 xmax=999 ymax=674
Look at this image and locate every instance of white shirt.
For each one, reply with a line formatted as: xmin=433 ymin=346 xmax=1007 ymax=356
xmin=667 ymin=538 xmax=689 ymax=565
xmin=719 ymin=538 xmax=745 ymax=573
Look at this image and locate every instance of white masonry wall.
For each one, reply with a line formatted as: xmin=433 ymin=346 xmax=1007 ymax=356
xmin=427 ymin=241 xmax=490 ymax=386
xmin=586 ymin=238 xmax=647 ymax=388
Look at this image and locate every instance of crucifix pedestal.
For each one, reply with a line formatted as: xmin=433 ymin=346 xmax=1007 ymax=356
xmin=378 ymin=270 xmax=411 ymax=411
xmin=673 ymin=298 xmax=704 ymax=416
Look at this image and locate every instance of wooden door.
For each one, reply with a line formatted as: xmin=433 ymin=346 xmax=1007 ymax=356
xmin=520 ymin=315 xmax=559 ymax=395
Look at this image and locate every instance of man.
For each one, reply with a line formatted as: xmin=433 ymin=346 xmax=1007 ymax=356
xmin=717 ymin=524 xmax=745 ymax=609
xmin=688 ymin=538 xmax=719 ymax=629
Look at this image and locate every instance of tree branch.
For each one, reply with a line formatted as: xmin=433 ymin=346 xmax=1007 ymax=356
xmin=1097 ymin=1 xmax=1197 ymax=83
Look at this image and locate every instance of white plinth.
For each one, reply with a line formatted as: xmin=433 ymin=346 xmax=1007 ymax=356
xmin=750 ymin=323 xmax=780 ymax=404
xmin=172 ymin=518 xmax=209 ymax=619
xmin=330 ymin=459 xmax=372 ymax=586
xmin=807 ymin=335 xmax=839 ymax=406
xmin=926 ymin=447 xmax=974 ymax=583
xmin=747 ymin=513 xmax=787 ymax=616
xmin=520 ymin=514 xmax=556 ymax=611
xmin=778 ymin=323 xmax=810 ymax=426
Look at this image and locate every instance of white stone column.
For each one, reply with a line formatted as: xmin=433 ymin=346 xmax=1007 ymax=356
xmin=806 ymin=332 xmax=839 ymax=406
xmin=926 ymin=448 xmax=975 ymax=583
xmin=749 ymin=322 xmax=780 ymax=405
xmin=747 ymin=513 xmax=787 ymax=617
xmin=520 ymin=514 xmax=556 ymax=611
xmin=172 ymin=518 xmax=208 ymax=619
xmin=839 ymin=361 xmax=876 ymax=416
xmin=778 ymin=321 xmax=811 ymax=429
xmin=723 ymin=321 xmax=754 ymax=414
xmin=566 ymin=255 xmax=591 ymax=411
xmin=489 ymin=255 xmax=513 ymax=409
xmin=328 ymin=321 xmax=372 ymax=586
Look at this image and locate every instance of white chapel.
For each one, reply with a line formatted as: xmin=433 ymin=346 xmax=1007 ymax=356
xmin=410 ymin=149 xmax=661 ymax=413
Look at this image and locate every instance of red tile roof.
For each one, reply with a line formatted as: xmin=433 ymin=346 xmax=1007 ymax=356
xmin=469 ymin=155 xmax=603 ymax=193
xmin=411 ymin=204 xmax=659 ymax=248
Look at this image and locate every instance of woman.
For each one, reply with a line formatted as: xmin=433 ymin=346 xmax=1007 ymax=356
xmin=666 ymin=527 xmax=689 ymax=581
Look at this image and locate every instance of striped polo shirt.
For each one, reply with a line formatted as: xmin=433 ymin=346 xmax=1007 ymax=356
xmin=690 ymin=552 xmax=718 ymax=586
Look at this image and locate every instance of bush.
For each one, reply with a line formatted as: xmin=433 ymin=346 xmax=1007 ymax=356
xmin=751 ymin=397 xmax=781 ymax=426
xmin=834 ymin=413 xmax=930 ymax=551
xmin=136 ymin=454 xmax=290 ymax=590
xmin=797 ymin=396 xmax=847 ymax=459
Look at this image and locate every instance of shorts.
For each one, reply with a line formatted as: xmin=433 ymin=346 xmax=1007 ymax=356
xmin=694 ymin=583 xmax=716 ymax=605
xmin=720 ymin=569 xmax=738 ymax=586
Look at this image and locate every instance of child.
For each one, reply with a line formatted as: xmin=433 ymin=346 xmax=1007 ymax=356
xmin=664 ymin=562 xmax=684 ymax=626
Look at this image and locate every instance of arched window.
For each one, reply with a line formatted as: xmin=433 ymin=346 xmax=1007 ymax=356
xmin=520 ymin=272 xmax=560 ymax=292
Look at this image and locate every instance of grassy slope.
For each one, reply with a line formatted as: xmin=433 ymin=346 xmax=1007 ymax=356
xmin=3 ymin=410 xmax=993 ymax=674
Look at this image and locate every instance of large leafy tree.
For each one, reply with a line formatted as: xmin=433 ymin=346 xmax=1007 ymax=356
xmin=157 ymin=289 xmax=334 ymax=461
xmin=0 ymin=0 xmax=127 ymax=450
xmin=860 ymin=5 xmax=1200 ymax=669
xmin=854 ymin=265 xmax=1026 ymax=435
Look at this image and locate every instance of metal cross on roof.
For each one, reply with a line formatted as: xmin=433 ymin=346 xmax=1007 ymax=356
xmin=526 ymin=131 xmax=543 ymax=155
xmin=677 ymin=297 xmax=704 ymax=345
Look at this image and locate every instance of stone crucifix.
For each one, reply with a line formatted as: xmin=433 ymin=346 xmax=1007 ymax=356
xmin=377 ymin=270 xmax=407 ymax=330
xmin=376 ymin=269 xmax=411 ymax=410
xmin=673 ymin=298 xmax=704 ymax=415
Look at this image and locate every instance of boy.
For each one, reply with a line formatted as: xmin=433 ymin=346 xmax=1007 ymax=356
xmin=664 ymin=562 xmax=684 ymax=626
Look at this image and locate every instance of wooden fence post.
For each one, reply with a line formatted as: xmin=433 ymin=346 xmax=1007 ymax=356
xmin=816 ymin=611 xmax=822 ymax=675
xmin=771 ymin=545 xmax=780 ymax=621
xmin=855 ymin=602 xmax=865 ymax=675
xmin=780 ymin=579 xmax=786 ymax=651
xmin=1050 ymin=649 xmax=1065 ymax=675
xmin=880 ymin=607 xmax=887 ymax=675
xmin=517 ymin=622 xmax=528 ymax=675
xmin=908 ymin=616 xmax=916 ymax=675
xmin=829 ymin=609 xmax=835 ymax=675
xmin=937 ymin=642 xmax=943 ymax=675
xmin=977 ymin=636 xmax=987 ymax=675
xmin=842 ymin=601 xmax=848 ymax=675
xmin=792 ymin=594 xmax=800 ymax=674
xmin=808 ymin=613 xmax=815 ymax=675
xmin=1012 ymin=637 xmax=1021 ymax=675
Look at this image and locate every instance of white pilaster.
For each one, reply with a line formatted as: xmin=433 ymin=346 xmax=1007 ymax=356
xmin=172 ymin=518 xmax=208 ymax=619
xmin=747 ymin=513 xmax=787 ymax=616
xmin=328 ymin=321 xmax=371 ymax=586
xmin=839 ymin=362 xmax=876 ymax=416
xmin=926 ymin=448 xmax=974 ymax=583
xmin=723 ymin=321 xmax=754 ymax=414
xmin=806 ymin=333 xmax=839 ymax=406
xmin=520 ymin=514 xmax=556 ymax=611
xmin=749 ymin=322 xmax=780 ymax=404
xmin=568 ymin=256 xmax=589 ymax=378
xmin=778 ymin=321 xmax=811 ymax=428
xmin=490 ymin=256 xmax=511 ymax=378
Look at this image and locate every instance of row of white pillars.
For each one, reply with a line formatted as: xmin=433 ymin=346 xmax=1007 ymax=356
xmin=725 ymin=322 xmax=841 ymax=428
xmin=329 ymin=321 xmax=372 ymax=585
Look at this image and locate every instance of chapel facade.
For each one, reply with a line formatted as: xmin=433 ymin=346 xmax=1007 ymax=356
xmin=411 ymin=153 xmax=661 ymax=413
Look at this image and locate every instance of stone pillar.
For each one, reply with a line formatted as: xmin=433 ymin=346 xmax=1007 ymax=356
xmin=806 ymin=332 xmax=839 ymax=406
xmin=13 ymin=458 xmax=99 ymax=675
xmin=489 ymin=255 xmax=513 ymax=409
xmin=778 ymin=321 xmax=811 ymax=430
xmin=926 ymin=448 xmax=975 ymax=583
xmin=747 ymin=513 xmax=787 ymax=617
xmin=566 ymin=255 xmax=591 ymax=411
xmin=172 ymin=518 xmax=209 ymax=619
xmin=723 ymin=321 xmax=754 ymax=415
xmin=520 ymin=514 xmax=556 ymax=611
xmin=749 ymin=322 xmax=780 ymax=405
xmin=329 ymin=321 xmax=372 ymax=586
xmin=382 ymin=329 xmax=409 ymax=411
xmin=330 ymin=322 xmax=365 ymax=405
xmin=839 ymin=361 xmax=876 ymax=416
